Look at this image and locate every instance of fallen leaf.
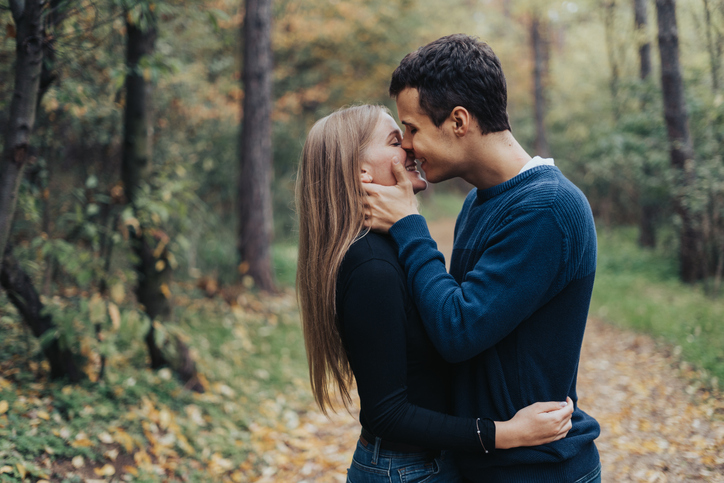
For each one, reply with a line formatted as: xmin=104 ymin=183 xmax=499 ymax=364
xmin=71 ymin=438 xmax=94 ymax=447
xmin=98 ymin=431 xmax=114 ymax=444
xmin=108 ymin=302 xmax=121 ymax=330
xmin=0 ymin=401 xmax=8 ymax=415
xmin=71 ymin=455 xmax=84 ymax=468
xmin=0 ymin=466 xmax=12 ymax=474
xmin=94 ymin=464 xmax=115 ymax=476
xmin=16 ymin=464 xmax=26 ymax=479
xmin=104 ymin=448 xmax=119 ymax=461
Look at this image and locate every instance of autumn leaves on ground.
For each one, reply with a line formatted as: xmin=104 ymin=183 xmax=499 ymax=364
xmin=1 ymin=219 xmax=723 ymax=483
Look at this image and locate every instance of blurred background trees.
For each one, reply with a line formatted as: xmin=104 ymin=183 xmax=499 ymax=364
xmin=3 ymin=0 xmax=724 ymax=479
xmin=1 ymin=0 xmax=724 ymax=386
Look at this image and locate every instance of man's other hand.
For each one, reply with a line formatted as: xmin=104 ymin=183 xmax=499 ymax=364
xmin=362 ymin=157 xmax=420 ymax=233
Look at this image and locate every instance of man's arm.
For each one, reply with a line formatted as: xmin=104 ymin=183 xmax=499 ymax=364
xmin=389 ymin=209 xmax=566 ymax=363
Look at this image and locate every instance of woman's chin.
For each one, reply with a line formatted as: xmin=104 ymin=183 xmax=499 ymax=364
xmin=412 ymin=178 xmax=428 ymax=194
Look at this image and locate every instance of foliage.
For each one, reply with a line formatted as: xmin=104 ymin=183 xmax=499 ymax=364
xmin=592 ymin=226 xmax=724 ymax=387
xmin=0 ymin=285 xmax=307 ymax=481
xmin=2 ymin=0 xmax=724 ymax=479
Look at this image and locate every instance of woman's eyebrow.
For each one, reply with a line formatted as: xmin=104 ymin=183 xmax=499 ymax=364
xmin=387 ymin=129 xmax=401 ymax=140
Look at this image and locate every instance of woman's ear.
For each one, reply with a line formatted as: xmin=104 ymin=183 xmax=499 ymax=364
xmin=360 ymin=167 xmax=373 ymax=183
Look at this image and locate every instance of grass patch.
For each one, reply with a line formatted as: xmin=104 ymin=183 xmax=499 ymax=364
xmin=592 ymin=226 xmax=724 ymax=390
xmin=272 ymin=242 xmax=299 ymax=288
xmin=418 ymin=190 xmax=467 ymax=221
xmin=0 ymin=279 xmax=309 ymax=481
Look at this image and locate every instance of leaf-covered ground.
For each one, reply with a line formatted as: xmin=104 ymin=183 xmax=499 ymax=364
xmin=246 ymin=219 xmax=724 ymax=482
xmin=245 ymin=316 xmax=724 ymax=482
xmin=1 ymin=219 xmax=723 ymax=482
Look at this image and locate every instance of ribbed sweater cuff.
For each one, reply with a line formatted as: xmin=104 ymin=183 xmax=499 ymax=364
xmin=389 ymin=214 xmax=430 ymax=245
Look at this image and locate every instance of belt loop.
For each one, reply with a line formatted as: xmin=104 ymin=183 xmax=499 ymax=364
xmin=371 ymin=436 xmax=382 ymax=465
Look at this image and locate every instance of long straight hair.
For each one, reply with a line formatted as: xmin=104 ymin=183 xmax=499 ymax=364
xmin=296 ymin=105 xmax=388 ymax=413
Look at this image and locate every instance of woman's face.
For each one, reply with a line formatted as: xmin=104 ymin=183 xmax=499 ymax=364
xmin=361 ymin=113 xmax=428 ymax=194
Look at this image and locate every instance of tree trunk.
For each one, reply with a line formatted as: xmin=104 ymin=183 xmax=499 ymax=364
xmin=123 ymin=9 xmax=168 ymax=368
xmin=634 ymin=0 xmax=652 ymax=80
xmin=0 ymin=1 xmax=85 ymax=381
xmin=702 ymin=0 xmax=721 ymax=92
xmin=656 ymin=0 xmax=703 ymax=282
xmin=531 ymin=15 xmax=551 ymax=158
xmin=604 ymin=0 xmax=621 ymax=120
xmin=238 ymin=0 xmax=276 ymax=292
xmin=635 ymin=0 xmax=658 ymax=248
xmin=1 ymin=246 xmax=83 ymax=382
xmin=123 ymin=8 xmax=203 ymax=391
xmin=0 ymin=0 xmax=44 ymax=267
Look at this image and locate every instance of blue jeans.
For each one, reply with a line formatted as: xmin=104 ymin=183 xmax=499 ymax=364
xmin=346 ymin=437 xmax=464 ymax=483
xmin=574 ymin=463 xmax=601 ymax=483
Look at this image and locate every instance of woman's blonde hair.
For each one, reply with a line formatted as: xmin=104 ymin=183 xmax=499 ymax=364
xmin=295 ymin=104 xmax=389 ymax=413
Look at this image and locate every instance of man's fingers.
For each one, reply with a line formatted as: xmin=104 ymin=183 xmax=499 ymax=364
xmin=391 ymin=157 xmax=411 ymax=186
xmin=362 ymin=182 xmax=381 ymax=196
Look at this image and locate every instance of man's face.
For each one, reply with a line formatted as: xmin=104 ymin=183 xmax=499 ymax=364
xmin=396 ymin=88 xmax=459 ymax=184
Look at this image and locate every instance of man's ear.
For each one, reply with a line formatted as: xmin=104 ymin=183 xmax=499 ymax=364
xmin=360 ymin=167 xmax=373 ymax=183
xmin=449 ymin=106 xmax=471 ymax=137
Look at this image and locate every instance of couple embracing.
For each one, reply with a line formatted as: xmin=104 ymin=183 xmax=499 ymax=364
xmin=296 ymin=34 xmax=601 ymax=483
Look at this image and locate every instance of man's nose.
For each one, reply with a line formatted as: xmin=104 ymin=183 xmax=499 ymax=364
xmin=401 ymin=135 xmax=413 ymax=151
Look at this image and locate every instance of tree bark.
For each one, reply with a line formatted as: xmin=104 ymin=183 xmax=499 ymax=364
xmin=1 ymin=246 xmax=83 ymax=382
xmin=656 ymin=0 xmax=703 ymax=282
xmin=603 ymin=0 xmax=621 ymax=120
xmin=122 ymin=8 xmax=203 ymax=391
xmin=0 ymin=0 xmax=44 ymax=268
xmin=123 ymin=9 xmax=168 ymax=369
xmin=702 ymin=0 xmax=721 ymax=92
xmin=634 ymin=0 xmax=658 ymax=248
xmin=531 ymin=14 xmax=551 ymax=158
xmin=634 ymin=0 xmax=652 ymax=80
xmin=238 ymin=0 xmax=276 ymax=292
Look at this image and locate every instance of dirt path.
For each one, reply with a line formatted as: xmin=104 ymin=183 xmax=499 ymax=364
xmin=248 ymin=219 xmax=724 ymax=482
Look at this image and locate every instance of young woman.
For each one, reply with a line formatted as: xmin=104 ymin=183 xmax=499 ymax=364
xmin=296 ymin=105 xmax=573 ymax=482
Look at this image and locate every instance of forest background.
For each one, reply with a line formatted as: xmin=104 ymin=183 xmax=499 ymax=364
xmin=1 ymin=0 xmax=723 ymax=481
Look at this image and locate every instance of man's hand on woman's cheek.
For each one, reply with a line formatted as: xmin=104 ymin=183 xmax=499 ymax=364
xmin=363 ymin=158 xmax=420 ymax=233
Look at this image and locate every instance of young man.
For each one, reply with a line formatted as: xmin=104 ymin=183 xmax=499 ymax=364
xmin=363 ymin=34 xmax=601 ymax=482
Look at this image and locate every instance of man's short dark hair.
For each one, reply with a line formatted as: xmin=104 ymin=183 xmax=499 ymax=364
xmin=389 ymin=34 xmax=511 ymax=134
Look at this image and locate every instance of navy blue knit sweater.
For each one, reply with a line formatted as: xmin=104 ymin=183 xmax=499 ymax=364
xmin=388 ymin=166 xmax=601 ymax=482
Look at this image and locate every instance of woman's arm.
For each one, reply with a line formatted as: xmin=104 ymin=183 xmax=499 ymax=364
xmin=340 ymin=255 xmax=486 ymax=451
xmin=339 ymin=249 xmax=572 ymax=452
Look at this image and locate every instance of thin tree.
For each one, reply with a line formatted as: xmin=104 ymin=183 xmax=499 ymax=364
xmin=531 ymin=13 xmax=551 ymax=158
xmin=634 ymin=0 xmax=658 ymax=248
xmin=702 ymin=0 xmax=722 ymax=92
xmin=122 ymin=3 xmax=203 ymax=390
xmin=603 ymin=0 xmax=622 ymax=120
xmin=635 ymin=0 xmax=653 ymax=80
xmin=238 ymin=0 xmax=276 ymax=292
xmin=655 ymin=0 xmax=703 ymax=282
xmin=1 ymin=0 xmax=83 ymax=381
xmin=0 ymin=0 xmax=44 ymax=262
